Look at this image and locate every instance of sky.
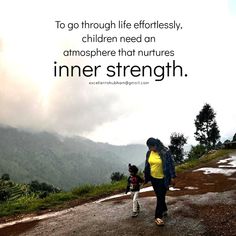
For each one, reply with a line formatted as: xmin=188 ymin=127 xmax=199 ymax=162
xmin=0 ymin=0 xmax=235 ymax=146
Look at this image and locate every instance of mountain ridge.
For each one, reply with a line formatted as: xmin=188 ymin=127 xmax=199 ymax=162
xmin=0 ymin=126 xmax=146 ymax=190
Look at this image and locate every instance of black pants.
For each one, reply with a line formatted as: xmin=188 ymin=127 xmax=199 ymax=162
xmin=151 ymin=177 xmax=167 ymax=219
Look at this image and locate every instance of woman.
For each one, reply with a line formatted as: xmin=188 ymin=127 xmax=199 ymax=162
xmin=144 ymin=137 xmax=176 ymax=226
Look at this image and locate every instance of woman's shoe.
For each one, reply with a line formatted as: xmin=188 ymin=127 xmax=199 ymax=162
xmin=155 ymin=218 xmax=164 ymax=226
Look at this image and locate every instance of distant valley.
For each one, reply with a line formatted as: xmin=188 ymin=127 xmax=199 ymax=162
xmin=0 ymin=126 xmax=146 ymax=190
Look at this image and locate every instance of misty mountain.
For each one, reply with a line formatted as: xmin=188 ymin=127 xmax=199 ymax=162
xmin=0 ymin=126 xmax=146 ymax=190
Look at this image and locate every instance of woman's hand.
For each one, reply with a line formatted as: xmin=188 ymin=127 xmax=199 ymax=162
xmin=142 ymin=178 xmax=148 ymax=187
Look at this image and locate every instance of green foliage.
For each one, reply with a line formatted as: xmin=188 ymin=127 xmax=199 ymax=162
xmin=0 ymin=195 xmax=41 ymax=217
xmin=169 ymin=133 xmax=187 ymax=164
xmin=29 ymin=180 xmax=61 ymax=199
xmin=1 ymin=173 xmax=10 ymax=181
xmin=72 ymin=180 xmax=126 ymax=198
xmin=110 ymin=172 xmax=125 ymax=182
xmin=0 ymin=189 xmax=10 ymax=201
xmin=0 ymin=178 xmax=127 ymax=217
xmin=175 ymin=159 xmax=199 ymax=172
xmin=40 ymin=192 xmax=76 ymax=206
xmin=87 ymin=181 xmax=126 ymax=197
xmin=0 ymin=180 xmax=28 ymax=202
xmin=176 ymin=149 xmax=233 ymax=173
xmin=71 ymin=184 xmax=94 ymax=196
xmin=187 ymin=144 xmax=206 ymax=160
xmin=194 ymin=103 xmax=220 ymax=150
xmin=29 ymin=180 xmax=60 ymax=194
xmin=38 ymin=192 xmax=49 ymax=199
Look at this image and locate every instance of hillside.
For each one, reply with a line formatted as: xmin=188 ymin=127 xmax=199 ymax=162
xmin=0 ymin=126 xmax=146 ymax=190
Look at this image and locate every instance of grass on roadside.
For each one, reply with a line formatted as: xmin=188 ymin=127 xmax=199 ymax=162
xmin=0 ymin=179 xmax=127 ymax=217
xmin=71 ymin=179 xmax=126 ymax=198
xmin=176 ymin=149 xmax=233 ymax=173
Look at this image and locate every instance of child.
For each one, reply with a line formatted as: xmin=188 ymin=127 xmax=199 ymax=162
xmin=126 ymin=163 xmax=143 ymax=217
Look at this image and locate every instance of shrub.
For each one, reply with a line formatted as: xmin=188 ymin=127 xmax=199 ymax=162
xmin=29 ymin=180 xmax=60 ymax=194
xmin=187 ymin=144 xmax=206 ymax=160
xmin=111 ymin=172 xmax=124 ymax=182
xmin=0 ymin=189 xmax=10 ymax=201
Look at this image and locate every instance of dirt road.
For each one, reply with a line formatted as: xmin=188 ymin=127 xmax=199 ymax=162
xmin=0 ymin=152 xmax=235 ymax=236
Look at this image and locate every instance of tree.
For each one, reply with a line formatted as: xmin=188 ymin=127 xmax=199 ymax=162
xmin=29 ymin=180 xmax=41 ymax=192
xmin=224 ymin=139 xmax=230 ymax=144
xmin=232 ymin=133 xmax=236 ymax=142
xmin=215 ymin=141 xmax=223 ymax=149
xmin=1 ymin=173 xmax=10 ymax=181
xmin=110 ymin=172 xmax=124 ymax=182
xmin=168 ymin=133 xmax=187 ymax=164
xmin=194 ymin=103 xmax=220 ymax=150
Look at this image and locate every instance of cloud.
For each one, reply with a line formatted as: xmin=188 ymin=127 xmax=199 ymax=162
xmin=0 ymin=0 xmax=235 ymax=145
xmin=44 ymin=79 xmax=122 ymax=134
xmin=0 ymin=53 xmax=124 ymax=135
